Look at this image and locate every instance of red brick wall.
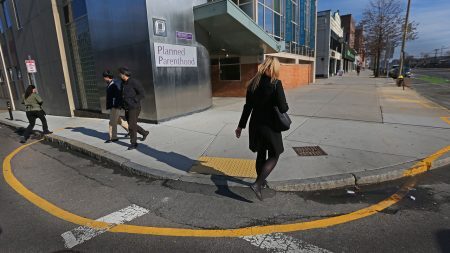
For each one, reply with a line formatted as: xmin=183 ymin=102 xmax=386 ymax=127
xmin=212 ymin=63 xmax=258 ymax=97
xmin=279 ymin=63 xmax=312 ymax=89
xmin=212 ymin=63 xmax=312 ymax=97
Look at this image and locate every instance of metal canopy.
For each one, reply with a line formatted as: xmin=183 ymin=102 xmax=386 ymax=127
xmin=194 ymin=0 xmax=281 ymax=55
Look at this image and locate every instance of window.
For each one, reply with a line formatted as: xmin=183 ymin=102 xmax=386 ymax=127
xmin=2 ymin=1 xmax=12 ymax=29
xmin=72 ymin=0 xmax=87 ymax=19
xmin=2 ymin=0 xmax=12 ymax=28
xmin=219 ymin=57 xmax=240 ymax=81
xmin=15 ymin=66 xmax=21 ymax=79
xmin=210 ymin=58 xmax=219 ymax=65
xmin=258 ymin=3 xmax=264 ymax=26
xmin=11 ymin=0 xmax=21 ymax=29
xmin=256 ymin=0 xmax=283 ymax=40
xmin=239 ymin=3 xmax=253 ymax=17
xmin=8 ymin=67 xmax=13 ymax=80
xmin=264 ymin=7 xmax=273 ymax=33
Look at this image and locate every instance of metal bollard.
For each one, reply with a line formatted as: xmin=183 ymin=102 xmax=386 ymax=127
xmin=6 ymin=101 xmax=13 ymax=120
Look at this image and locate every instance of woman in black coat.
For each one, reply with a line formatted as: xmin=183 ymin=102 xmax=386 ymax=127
xmin=235 ymin=57 xmax=289 ymax=201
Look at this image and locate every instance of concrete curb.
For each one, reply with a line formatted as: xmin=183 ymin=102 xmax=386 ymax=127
xmin=2 ymin=120 xmax=450 ymax=192
xmin=270 ymin=174 xmax=356 ymax=192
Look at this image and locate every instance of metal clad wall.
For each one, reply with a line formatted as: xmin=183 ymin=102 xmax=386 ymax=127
xmin=85 ymin=0 xmax=157 ymax=119
xmin=9 ymin=0 xmax=71 ymax=116
xmin=146 ymin=0 xmax=212 ymax=121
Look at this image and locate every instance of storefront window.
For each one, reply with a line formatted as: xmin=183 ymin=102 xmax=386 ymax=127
xmin=219 ymin=57 xmax=240 ymax=81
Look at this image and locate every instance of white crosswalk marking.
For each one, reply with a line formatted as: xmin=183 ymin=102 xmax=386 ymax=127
xmin=242 ymin=233 xmax=333 ymax=253
xmin=61 ymin=204 xmax=149 ymax=248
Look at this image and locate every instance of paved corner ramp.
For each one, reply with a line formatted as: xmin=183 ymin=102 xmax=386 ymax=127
xmin=190 ymin=156 xmax=257 ymax=178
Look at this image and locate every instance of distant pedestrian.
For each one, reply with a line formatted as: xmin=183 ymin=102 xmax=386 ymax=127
xmin=103 ymin=70 xmax=129 ymax=143
xmin=235 ymin=57 xmax=289 ymax=201
xmin=119 ymin=67 xmax=149 ymax=150
xmin=20 ymin=85 xmax=52 ymax=143
xmin=356 ymin=65 xmax=361 ymax=76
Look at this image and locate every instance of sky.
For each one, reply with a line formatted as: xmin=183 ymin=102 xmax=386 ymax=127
xmin=317 ymin=0 xmax=450 ymax=58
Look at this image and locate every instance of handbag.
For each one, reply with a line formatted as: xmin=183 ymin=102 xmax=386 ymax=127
xmin=273 ymin=80 xmax=291 ymax=132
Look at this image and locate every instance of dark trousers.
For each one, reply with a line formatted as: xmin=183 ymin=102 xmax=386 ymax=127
xmin=23 ymin=110 xmax=49 ymax=139
xmin=125 ymin=107 xmax=146 ymax=145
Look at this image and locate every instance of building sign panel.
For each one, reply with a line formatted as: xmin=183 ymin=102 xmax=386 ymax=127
xmin=25 ymin=60 xmax=37 ymax=73
xmin=154 ymin=43 xmax=197 ymax=67
xmin=153 ymin=18 xmax=167 ymax=37
xmin=176 ymin=31 xmax=193 ymax=40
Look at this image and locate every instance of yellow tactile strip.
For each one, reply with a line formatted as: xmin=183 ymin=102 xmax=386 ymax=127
xmin=190 ymin=156 xmax=257 ymax=178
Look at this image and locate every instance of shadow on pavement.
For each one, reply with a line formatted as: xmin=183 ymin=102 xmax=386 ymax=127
xmin=67 ymin=126 xmax=109 ymax=141
xmin=210 ymin=174 xmax=252 ymax=203
xmin=436 ymin=229 xmax=450 ymax=253
xmin=67 ymin=127 xmax=253 ymax=202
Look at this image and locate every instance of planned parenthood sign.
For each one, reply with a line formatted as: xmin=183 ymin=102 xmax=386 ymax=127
xmin=154 ymin=43 xmax=197 ymax=67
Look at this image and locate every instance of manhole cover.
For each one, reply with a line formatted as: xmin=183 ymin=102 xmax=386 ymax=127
xmin=293 ymin=146 xmax=327 ymax=156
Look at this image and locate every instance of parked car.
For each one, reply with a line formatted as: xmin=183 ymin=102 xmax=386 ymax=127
xmin=389 ymin=65 xmax=411 ymax=78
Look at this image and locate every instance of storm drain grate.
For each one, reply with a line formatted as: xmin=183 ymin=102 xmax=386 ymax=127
xmin=293 ymin=146 xmax=327 ymax=156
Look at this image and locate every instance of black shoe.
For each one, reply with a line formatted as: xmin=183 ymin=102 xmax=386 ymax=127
xmin=43 ymin=131 xmax=53 ymax=135
xmin=141 ymin=131 xmax=149 ymax=141
xmin=250 ymin=184 xmax=263 ymax=201
xmin=127 ymin=144 xmax=138 ymax=150
xmin=20 ymin=137 xmax=27 ymax=143
xmin=105 ymin=139 xmax=119 ymax=143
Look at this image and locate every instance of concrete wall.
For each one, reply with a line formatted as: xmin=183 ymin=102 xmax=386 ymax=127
xmin=315 ymin=12 xmax=330 ymax=77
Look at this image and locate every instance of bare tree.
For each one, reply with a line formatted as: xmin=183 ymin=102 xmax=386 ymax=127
xmin=360 ymin=0 xmax=418 ymax=77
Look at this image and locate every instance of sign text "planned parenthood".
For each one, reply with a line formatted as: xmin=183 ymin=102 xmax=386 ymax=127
xmin=154 ymin=43 xmax=197 ymax=67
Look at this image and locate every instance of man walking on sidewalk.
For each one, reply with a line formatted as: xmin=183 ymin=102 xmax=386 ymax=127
xmin=119 ymin=67 xmax=149 ymax=150
xmin=103 ymin=70 xmax=129 ymax=143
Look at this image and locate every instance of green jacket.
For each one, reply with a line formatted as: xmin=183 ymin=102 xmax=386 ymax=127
xmin=23 ymin=93 xmax=44 ymax=111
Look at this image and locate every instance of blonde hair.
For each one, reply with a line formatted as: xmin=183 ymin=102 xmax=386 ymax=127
xmin=248 ymin=57 xmax=280 ymax=92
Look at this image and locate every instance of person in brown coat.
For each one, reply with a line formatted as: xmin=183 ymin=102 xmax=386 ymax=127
xmin=235 ymin=57 xmax=289 ymax=201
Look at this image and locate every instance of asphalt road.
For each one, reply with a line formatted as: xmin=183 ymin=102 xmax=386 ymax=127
xmin=0 ymin=125 xmax=449 ymax=252
xmin=410 ymin=68 xmax=450 ymax=109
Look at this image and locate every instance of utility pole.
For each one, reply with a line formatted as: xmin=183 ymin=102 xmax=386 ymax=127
xmin=398 ymin=0 xmax=411 ymax=79
xmin=440 ymin=46 xmax=449 ymax=57
xmin=434 ymin=48 xmax=439 ymax=59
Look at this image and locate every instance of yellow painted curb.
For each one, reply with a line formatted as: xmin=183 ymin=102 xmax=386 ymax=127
xmin=3 ymin=139 xmax=449 ymax=237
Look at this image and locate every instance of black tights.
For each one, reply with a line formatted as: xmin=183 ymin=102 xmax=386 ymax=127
xmin=255 ymin=147 xmax=279 ymax=187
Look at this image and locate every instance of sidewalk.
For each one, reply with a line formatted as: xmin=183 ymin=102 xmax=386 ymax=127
xmin=2 ymin=70 xmax=450 ymax=191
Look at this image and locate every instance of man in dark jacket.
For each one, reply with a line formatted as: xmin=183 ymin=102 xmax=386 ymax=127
xmin=103 ymin=70 xmax=129 ymax=143
xmin=119 ymin=67 xmax=149 ymax=150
